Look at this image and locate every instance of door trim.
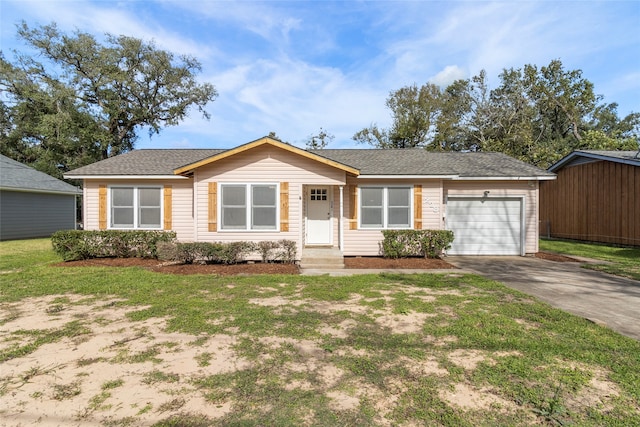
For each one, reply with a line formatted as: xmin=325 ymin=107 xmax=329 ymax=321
xmin=305 ymin=186 xmax=333 ymax=246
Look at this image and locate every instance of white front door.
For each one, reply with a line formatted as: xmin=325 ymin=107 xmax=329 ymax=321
xmin=306 ymin=187 xmax=332 ymax=245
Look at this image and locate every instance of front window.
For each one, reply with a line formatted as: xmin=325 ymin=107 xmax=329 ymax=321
xmin=360 ymin=186 xmax=411 ymax=229
xmin=110 ymin=186 xmax=161 ymax=229
xmin=221 ymin=184 xmax=278 ymax=230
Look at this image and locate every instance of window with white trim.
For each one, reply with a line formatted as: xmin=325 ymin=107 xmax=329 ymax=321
xmin=221 ymin=184 xmax=278 ymax=230
xmin=110 ymin=186 xmax=161 ymax=229
xmin=360 ymin=186 xmax=411 ymax=229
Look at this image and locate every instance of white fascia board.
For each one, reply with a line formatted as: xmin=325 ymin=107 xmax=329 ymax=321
xmin=357 ymin=175 xmax=459 ymax=179
xmin=453 ymin=176 xmax=556 ymax=181
xmin=63 ymin=175 xmax=189 ymax=180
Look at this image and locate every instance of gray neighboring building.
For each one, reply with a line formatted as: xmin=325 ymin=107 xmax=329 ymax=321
xmin=0 ymin=154 xmax=80 ymax=241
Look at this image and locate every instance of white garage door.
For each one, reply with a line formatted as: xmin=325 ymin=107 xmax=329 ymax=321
xmin=446 ymin=197 xmax=523 ymax=255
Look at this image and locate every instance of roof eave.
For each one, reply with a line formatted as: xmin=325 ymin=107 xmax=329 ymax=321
xmin=548 ymin=151 xmax=640 ymax=172
xmin=454 ymin=176 xmax=556 ymax=180
xmin=0 ymin=186 xmax=81 ymax=195
xmin=64 ymin=174 xmax=190 ymax=180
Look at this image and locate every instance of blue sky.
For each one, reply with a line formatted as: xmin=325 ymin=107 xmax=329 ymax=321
xmin=1 ymin=0 xmax=639 ymax=150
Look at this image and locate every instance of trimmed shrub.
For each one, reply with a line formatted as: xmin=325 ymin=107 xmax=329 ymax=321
xmin=380 ymin=230 xmax=454 ymax=259
xmin=51 ymin=230 xmax=177 ymax=261
xmin=257 ymin=241 xmax=280 ymax=263
xmin=217 ymin=241 xmax=255 ymax=264
xmin=277 ymin=240 xmax=297 ymax=264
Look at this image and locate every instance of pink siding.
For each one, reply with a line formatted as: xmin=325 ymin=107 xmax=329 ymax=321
xmin=194 ymin=144 xmax=347 ymax=257
xmin=342 ymin=178 xmax=540 ymax=256
xmin=444 ymin=180 xmax=539 ymax=254
xmin=342 ymin=178 xmax=444 ymax=256
xmin=82 ymin=178 xmax=194 ymax=241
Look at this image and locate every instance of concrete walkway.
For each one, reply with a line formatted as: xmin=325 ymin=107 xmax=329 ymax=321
xmin=446 ymin=256 xmax=640 ymax=341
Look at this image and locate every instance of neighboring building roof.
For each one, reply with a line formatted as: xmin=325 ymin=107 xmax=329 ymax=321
xmin=0 ymin=155 xmax=80 ymax=195
xmin=65 ymin=137 xmax=556 ymax=180
xmin=548 ymin=150 xmax=640 ymax=172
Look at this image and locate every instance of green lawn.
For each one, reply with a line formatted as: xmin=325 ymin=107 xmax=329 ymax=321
xmin=1 ymin=239 xmax=639 ymax=426
xmin=540 ymin=239 xmax=640 ymax=281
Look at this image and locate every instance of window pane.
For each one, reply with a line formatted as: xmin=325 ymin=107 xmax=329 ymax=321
xmin=252 ymin=185 xmax=276 ymax=206
xmin=112 ymin=188 xmax=133 ymax=207
xmin=361 ymin=207 xmax=383 ymax=228
xmin=222 ymin=186 xmax=246 ymax=206
xmin=221 ymin=185 xmax=247 ymax=229
xmin=112 ymin=207 xmax=134 ymax=227
xmin=388 ymin=207 xmax=410 ymax=227
xmin=223 ymin=207 xmax=246 ymax=228
xmin=252 ymin=207 xmax=276 ymax=229
xmin=361 ymin=188 xmax=383 ymax=207
xmin=139 ymin=208 xmax=161 ymax=227
xmin=388 ymin=188 xmax=410 ymax=207
xmin=139 ymin=188 xmax=160 ymax=206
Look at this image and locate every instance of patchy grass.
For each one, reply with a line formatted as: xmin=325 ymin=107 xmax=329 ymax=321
xmin=540 ymin=238 xmax=640 ymax=280
xmin=0 ymin=239 xmax=638 ymax=426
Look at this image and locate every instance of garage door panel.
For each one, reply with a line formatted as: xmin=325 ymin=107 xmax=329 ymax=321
xmin=446 ymin=197 xmax=522 ymax=256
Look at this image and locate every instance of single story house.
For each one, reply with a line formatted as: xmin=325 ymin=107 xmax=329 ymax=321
xmin=0 ymin=154 xmax=81 ymax=241
xmin=65 ymin=136 xmax=555 ymax=258
xmin=540 ymin=150 xmax=640 ymax=247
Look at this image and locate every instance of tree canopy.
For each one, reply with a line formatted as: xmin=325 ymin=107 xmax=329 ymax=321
xmin=0 ymin=22 xmax=217 ymax=178
xmin=353 ymin=60 xmax=639 ymax=168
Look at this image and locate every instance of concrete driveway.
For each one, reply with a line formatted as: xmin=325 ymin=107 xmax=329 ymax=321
xmin=447 ymin=256 xmax=640 ymax=341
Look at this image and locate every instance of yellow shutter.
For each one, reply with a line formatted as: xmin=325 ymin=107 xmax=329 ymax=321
xmin=349 ymin=185 xmax=358 ymax=230
xmin=163 ymin=185 xmax=172 ymax=230
xmin=280 ymin=182 xmax=289 ymax=231
xmin=98 ymin=184 xmax=107 ymax=230
xmin=414 ymin=184 xmax=422 ymax=230
xmin=208 ymin=182 xmax=217 ymax=232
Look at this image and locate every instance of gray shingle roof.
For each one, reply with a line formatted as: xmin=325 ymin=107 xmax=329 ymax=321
xmin=0 ymin=155 xmax=80 ymax=194
xmin=548 ymin=150 xmax=640 ymax=172
xmin=311 ymin=149 xmax=554 ymax=177
xmin=66 ymin=149 xmax=224 ymax=176
xmin=65 ymin=146 xmax=554 ymax=178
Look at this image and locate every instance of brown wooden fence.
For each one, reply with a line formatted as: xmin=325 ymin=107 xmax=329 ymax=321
xmin=539 ymin=160 xmax=640 ymax=246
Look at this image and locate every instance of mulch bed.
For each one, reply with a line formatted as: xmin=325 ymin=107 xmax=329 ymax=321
xmin=534 ymin=252 xmax=581 ymax=262
xmin=54 ymin=256 xmax=456 ymax=275
xmin=53 ymin=252 xmax=575 ymax=275
xmin=344 ymin=256 xmax=455 ymax=269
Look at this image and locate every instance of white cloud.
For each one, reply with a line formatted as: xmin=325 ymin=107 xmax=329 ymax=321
xmin=429 ymin=66 xmax=467 ymax=88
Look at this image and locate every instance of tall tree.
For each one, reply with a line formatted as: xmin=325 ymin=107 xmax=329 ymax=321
xmin=353 ymin=83 xmax=443 ymax=148
xmin=305 ymin=127 xmax=334 ymax=149
xmin=0 ymin=22 xmax=217 ymax=176
xmin=355 ymin=59 xmax=639 ymax=168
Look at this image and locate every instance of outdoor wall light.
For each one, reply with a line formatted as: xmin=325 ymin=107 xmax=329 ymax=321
xmin=483 ymin=190 xmax=490 ymax=196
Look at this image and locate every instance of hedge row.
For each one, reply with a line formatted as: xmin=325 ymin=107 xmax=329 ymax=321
xmin=380 ymin=230 xmax=454 ymax=259
xmin=51 ymin=230 xmax=177 ymax=261
xmin=157 ymin=240 xmax=297 ymax=264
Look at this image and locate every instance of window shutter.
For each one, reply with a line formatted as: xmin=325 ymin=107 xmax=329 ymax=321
xmin=280 ymin=182 xmax=289 ymax=231
xmin=99 ymin=184 xmax=107 ymax=230
xmin=208 ymin=182 xmax=217 ymax=232
xmin=349 ymin=185 xmax=358 ymax=230
xmin=414 ymin=184 xmax=422 ymax=230
xmin=163 ymin=185 xmax=172 ymax=230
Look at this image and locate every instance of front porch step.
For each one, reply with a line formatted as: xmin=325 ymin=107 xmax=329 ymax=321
xmin=300 ymin=247 xmax=344 ymax=269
